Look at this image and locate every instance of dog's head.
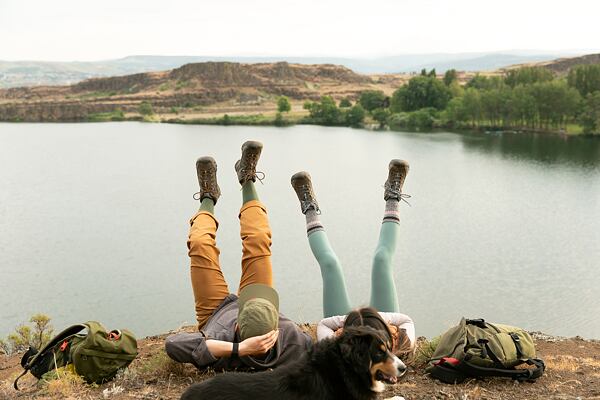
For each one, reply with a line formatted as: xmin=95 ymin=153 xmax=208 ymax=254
xmin=339 ymin=326 xmax=407 ymax=393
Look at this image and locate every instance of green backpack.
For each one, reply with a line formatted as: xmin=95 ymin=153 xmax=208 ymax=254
xmin=14 ymin=321 xmax=138 ymax=389
xmin=427 ymin=318 xmax=545 ymax=383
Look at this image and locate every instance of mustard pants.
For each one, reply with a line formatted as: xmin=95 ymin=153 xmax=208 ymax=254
xmin=187 ymin=200 xmax=273 ymax=329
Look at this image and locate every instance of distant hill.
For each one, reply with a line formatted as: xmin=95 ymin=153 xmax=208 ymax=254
xmin=0 ymin=52 xmax=574 ymax=88
xmin=0 ymin=61 xmax=380 ymax=122
xmin=509 ymin=53 xmax=600 ymax=76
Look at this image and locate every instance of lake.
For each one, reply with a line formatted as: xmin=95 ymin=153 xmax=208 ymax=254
xmin=1 ymin=122 xmax=599 ymax=340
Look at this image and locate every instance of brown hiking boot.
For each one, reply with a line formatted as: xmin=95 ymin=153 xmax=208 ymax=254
xmin=235 ymin=140 xmax=264 ymax=184
xmin=194 ymin=156 xmax=221 ymax=204
xmin=291 ymin=171 xmax=320 ymax=214
xmin=384 ymin=159 xmax=410 ymax=201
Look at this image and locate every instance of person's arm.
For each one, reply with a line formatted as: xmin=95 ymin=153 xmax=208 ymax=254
xmin=380 ymin=312 xmax=416 ymax=349
xmin=316 ymin=315 xmax=346 ymax=341
xmin=206 ymin=330 xmax=279 ymax=357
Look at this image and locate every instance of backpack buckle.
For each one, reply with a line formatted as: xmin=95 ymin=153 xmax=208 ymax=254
xmin=59 ymin=340 xmax=69 ymax=352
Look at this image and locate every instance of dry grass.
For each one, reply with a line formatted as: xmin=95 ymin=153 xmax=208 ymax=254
xmin=40 ymin=365 xmax=88 ymax=398
xmin=413 ymin=336 xmax=440 ymax=367
xmin=545 ymin=355 xmax=600 ymax=372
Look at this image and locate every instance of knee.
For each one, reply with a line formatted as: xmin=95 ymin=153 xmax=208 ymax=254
xmin=164 ymin=335 xmax=179 ymax=361
xmin=373 ymin=248 xmax=392 ymax=268
xmin=244 ymin=230 xmax=272 ymax=248
xmin=188 ymin=236 xmax=216 ymax=256
xmin=319 ymin=253 xmax=341 ymax=272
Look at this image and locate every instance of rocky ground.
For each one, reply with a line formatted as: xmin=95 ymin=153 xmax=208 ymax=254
xmin=1 ymin=325 xmax=599 ymax=400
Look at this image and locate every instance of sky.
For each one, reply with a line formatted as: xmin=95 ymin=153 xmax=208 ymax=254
xmin=1 ymin=0 xmax=599 ymax=61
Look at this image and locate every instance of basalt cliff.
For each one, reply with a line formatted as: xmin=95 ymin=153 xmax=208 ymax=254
xmin=0 ymin=62 xmax=379 ymax=122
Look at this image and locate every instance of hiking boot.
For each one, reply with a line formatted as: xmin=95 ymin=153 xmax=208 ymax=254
xmin=291 ymin=171 xmax=320 ymax=214
xmin=384 ymin=159 xmax=410 ymax=201
xmin=235 ymin=140 xmax=264 ymax=185
xmin=194 ymin=156 xmax=221 ymax=204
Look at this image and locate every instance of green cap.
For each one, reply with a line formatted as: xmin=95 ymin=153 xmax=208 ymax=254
xmin=237 ymin=284 xmax=279 ymax=341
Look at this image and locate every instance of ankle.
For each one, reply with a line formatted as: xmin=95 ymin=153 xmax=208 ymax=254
xmin=199 ymin=197 xmax=215 ymax=214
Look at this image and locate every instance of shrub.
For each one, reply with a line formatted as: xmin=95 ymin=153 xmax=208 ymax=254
xmin=371 ymin=108 xmax=391 ymax=127
xmin=138 ymin=101 xmax=154 ymax=116
xmin=339 ymin=98 xmax=352 ymax=108
xmin=3 ymin=313 xmax=54 ymax=354
xmin=274 ymin=112 xmax=286 ymax=126
xmin=345 ymin=104 xmax=366 ymax=127
xmin=388 ymin=108 xmax=439 ymax=131
xmin=359 ymin=90 xmax=387 ymax=112
xmin=277 ymin=96 xmax=291 ymax=113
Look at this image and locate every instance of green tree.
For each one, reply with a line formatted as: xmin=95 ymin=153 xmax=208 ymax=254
xmin=138 ymin=101 xmax=154 ymax=116
xmin=277 ymin=96 xmax=291 ymax=113
xmin=339 ymin=98 xmax=352 ymax=108
xmin=443 ymin=69 xmax=458 ymax=86
xmin=406 ymin=108 xmax=437 ymax=130
xmin=390 ymin=76 xmax=452 ymax=112
xmin=579 ymin=92 xmax=600 ymax=134
xmin=466 ymin=74 xmax=505 ymax=90
xmin=444 ymin=97 xmax=469 ymax=126
xmin=306 ymin=96 xmax=343 ymax=125
xmin=568 ymin=65 xmax=600 ymax=97
xmin=504 ymin=67 xmax=553 ymax=87
xmin=359 ymin=90 xmax=387 ymax=112
xmin=371 ymin=108 xmax=390 ymax=127
xmin=528 ymin=80 xmax=581 ymax=129
xmin=345 ymin=104 xmax=366 ymax=127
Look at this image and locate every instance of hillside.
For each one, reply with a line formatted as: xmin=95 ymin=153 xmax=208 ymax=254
xmin=0 ymin=52 xmax=569 ymax=89
xmin=504 ymin=53 xmax=600 ymax=76
xmin=0 ymin=61 xmax=390 ymax=122
xmin=2 ymin=52 xmax=600 ymax=123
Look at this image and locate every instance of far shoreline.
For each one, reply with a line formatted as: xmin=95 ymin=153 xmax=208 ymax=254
xmin=3 ymin=114 xmax=598 ymax=138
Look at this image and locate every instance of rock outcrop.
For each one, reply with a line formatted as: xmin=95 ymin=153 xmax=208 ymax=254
xmin=0 ymin=61 xmax=374 ymax=121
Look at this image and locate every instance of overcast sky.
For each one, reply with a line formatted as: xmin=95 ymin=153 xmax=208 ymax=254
xmin=1 ymin=0 xmax=598 ymax=61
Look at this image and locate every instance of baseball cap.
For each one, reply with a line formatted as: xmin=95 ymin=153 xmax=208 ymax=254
xmin=237 ymin=283 xmax=279 ymax=341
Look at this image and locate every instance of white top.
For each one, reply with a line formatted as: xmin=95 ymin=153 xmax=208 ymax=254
xmin=316 ymin=312 xmax=416 ymax=350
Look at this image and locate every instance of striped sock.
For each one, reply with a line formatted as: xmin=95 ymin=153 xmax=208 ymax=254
xmin=305 ymin=209 xmax=324 ymax=236
xmin=382 ymin=199 xmax=400 ymax=224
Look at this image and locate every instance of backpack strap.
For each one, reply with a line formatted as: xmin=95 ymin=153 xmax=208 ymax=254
xmin=14 ymin=324 xmax=88 ymax=390
xmin=458 ymin=358 xmax=545 ymax=382
xmin=429 ymin=358 xmax=468 ymax=383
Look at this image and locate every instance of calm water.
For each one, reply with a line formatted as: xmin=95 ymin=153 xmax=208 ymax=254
xmin=1 ymin=123 xmax=599 ymax=340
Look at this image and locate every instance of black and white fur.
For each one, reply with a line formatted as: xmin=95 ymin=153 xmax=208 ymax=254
xmin=181 ymin=326 xmax=406 ymax=400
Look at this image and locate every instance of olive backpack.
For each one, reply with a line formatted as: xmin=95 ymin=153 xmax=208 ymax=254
xmin=14 ymin=321 xmax=137 ymax=389
xmin=427 ymin=318 xmax=545 ymax=383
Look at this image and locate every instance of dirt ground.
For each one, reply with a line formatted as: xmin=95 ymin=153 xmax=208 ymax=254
xmin=1 ymin=326 xmax=599 ymax=400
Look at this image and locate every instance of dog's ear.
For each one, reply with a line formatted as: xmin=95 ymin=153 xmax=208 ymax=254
xmin=339 ymin=328 xmax=376 ymax=368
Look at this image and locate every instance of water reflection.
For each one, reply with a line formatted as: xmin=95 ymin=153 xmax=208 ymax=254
xmin=458 ymin=131 xmax=600 ymax=167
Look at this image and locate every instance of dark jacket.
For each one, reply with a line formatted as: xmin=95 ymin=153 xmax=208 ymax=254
xmin=165 ymin=294 xmax=312 ymax=370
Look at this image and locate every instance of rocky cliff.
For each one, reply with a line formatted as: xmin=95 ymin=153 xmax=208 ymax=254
xmin=0 ymin=61 xmax=374 ymax=121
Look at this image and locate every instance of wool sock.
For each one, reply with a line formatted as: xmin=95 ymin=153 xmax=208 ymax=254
xmin=242 ymin=181 xmax=259 ymax=204
xmin=305 ymin=208 xmax=324 ymax=236
xmin=382 ymin=199 xmax=400 ymax=224
xmin=199 ymin=197 xmax=215 ymax=214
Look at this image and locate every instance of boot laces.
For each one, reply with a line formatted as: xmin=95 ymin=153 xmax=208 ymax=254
xmin=299 ymin=184 xmax=320 ymax=214
xmin=193 ymin=170 xmax=217 ymax=200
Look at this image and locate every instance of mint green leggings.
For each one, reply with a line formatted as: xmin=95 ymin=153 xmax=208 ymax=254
xmin=308 ymin=221 xmax=400 ymax=317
